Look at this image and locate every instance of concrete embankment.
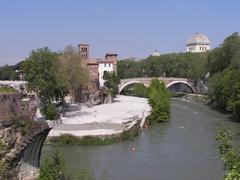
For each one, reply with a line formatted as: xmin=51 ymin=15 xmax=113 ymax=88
xmin=181 ymin=93 xmax=209 ymax=104
xmin=47 ymin=95 xmax=151 ymax=143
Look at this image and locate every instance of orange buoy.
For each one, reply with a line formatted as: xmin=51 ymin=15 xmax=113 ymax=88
xmin=130 ymin=147 xmax=136 ymax=151
xmin=143 ymin=123 xmax=148 ymax=128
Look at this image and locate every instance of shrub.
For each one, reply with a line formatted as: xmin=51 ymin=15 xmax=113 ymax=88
xmin=49 ymin=128 xmax=140 ymax=146
xmin=147 ymin=79 xmax=170 ymax=123
xmin=41 ymin=103 xmax=58 ymax=120
xmin=39 ymin=151 xmax=65 ymax=180
xmin=216 ymin=128 xmax=240 ymax=179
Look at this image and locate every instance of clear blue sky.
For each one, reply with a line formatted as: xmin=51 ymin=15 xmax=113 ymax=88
xmin=0 ymin=0 xmax=239 ymax=65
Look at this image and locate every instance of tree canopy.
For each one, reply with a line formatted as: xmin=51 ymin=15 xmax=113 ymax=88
xmin=208 ymin=32 xmax=240 ymax=118
xmin=147 ymin=79 xmax=170 ymax=123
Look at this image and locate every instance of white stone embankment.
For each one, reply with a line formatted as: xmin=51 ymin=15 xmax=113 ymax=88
xmin=48 ymin=95 xmax=151 ymax=137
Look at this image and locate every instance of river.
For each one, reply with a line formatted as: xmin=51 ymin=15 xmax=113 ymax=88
xmin=42 ymin=99 xmax=240 ymax=180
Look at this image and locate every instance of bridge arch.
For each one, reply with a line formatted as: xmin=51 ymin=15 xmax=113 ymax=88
xmin=119 ymin=81 xmax=147 ymax=94
xmin=166 ymin=81 xmax=196 ymax=93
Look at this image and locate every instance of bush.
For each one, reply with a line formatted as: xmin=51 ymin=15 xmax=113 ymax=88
xmin=41 ymin=103 xmax=58 ymax=120
xmin=147 ymin=79 xmax=170 ymax=123
xmin=216 ymin=128 xmax=240 ymax=179
xmin=39 ymin=151 xmax=65 ymax=180
xmin=49 ymin=128 xmax=140 ymax=146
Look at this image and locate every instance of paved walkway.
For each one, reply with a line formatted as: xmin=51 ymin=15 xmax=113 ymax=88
xmin=48 ymin=95 xmax=151 ymax=137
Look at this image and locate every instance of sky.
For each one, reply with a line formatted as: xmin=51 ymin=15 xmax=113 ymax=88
xmin=0 ymin=0 xmax=239 ymax=65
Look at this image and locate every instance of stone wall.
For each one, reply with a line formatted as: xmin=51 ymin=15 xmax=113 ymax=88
xmin=0 ymin=93 xmax=52 ymax=179
xmin=182 ymin=94 xmax=209 ymax=104
xmin=0 ymin=93 xmax=23 ymax=124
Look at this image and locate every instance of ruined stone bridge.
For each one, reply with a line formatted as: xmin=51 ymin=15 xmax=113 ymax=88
xmin=0 ymin=92 xmax=52 ymax=179
xmin=119 ymin=77 xmax=196 ymax=93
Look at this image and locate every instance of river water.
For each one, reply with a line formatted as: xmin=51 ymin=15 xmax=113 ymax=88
xmin=42 ymin=99 xmax=240 ymax=180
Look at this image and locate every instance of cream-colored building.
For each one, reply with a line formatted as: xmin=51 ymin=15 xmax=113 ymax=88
xmin=152 ymin=50 xmax=160 ymax=57
xmin=186 ymin=33 xmax=210 ymax=53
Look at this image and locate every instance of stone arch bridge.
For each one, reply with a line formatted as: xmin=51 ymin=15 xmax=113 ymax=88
xmin=119 ymin=77 xmax=196 ymax=93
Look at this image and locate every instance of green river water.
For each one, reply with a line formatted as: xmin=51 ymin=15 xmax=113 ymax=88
xmin=42 ymin=99 xmax=240 ymax=180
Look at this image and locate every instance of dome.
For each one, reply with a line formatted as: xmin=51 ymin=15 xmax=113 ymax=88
xmin=152 ymin=50 xmax=160 ymax=57
xmin=186 ymin=33 xmax=210 ymax=46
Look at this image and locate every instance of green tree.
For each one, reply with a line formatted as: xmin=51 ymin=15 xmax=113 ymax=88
xmin=216 ymin=128 xmax=240 ymax=179
xmin=147 ymin=79 xmax=170 ymax=123
xmin=117 ymin=52 xmax=208 ymax=82
xmin=208 ymin=68 xmax=240 ymax=118
xmin=207 ymin=32 xmax=240 ymax=75
xmin=22 ymin=47 xmax=59 ymax=105
xmin=57 ymin=45 xmax=89 ymax=102
xmin=0 ymin=62 xmax=23 ymax=80
xmin=103 ymin=71 xmax=120 ymax=96
xmin=207 ymin=33 xmax=240 ymax=119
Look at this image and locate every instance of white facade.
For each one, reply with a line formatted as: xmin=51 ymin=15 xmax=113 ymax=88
xmin=152 ymin=50 xmax=160 ymax=57
xmin=98 ymin=62 xmax=114 ymax=87
xmin=186 ymin=44 xmax=210 ymax=53
xmin=186 ymin=33 xmax=210 ymax=53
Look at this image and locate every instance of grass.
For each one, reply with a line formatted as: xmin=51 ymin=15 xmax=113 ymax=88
xmin=48 ymin=127 xmax=140 ymax=145
xmin=0 ymin=86 xmax=17 ymax=93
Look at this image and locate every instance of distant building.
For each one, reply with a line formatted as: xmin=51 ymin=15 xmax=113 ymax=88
xmin=78 ymin=44 xmax=117 ymax=92
xmin=152 ymin=50 xmax=160 ymax=57
xmin=186 ymin=33 xmax=210 ymax=53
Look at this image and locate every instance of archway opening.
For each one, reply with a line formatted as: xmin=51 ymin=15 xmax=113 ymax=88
xmin=167 ymin=82 xmax=195 ymax=94
xmin=120 ymin=83 xmax=147 ymax=97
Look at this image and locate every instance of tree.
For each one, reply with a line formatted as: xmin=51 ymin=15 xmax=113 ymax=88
xmin=57 ymin=45 xmax=89 ymax=102
xmin=207 ymin=33 xmax=240 ymax=119
xmin=103 ymin=71 xmax=120 ymax=96
xmin=207 ymin=32 xmax=240 ymax=75
xmin=117 ymin=52 xmax=208 ymax=82
xmin=147 ymin=79 xmax=170 ymax=123
xmin=22 ymin=47 xmax=59 ymax=105
xmin=208 ymin=68 xmax=240 ymax=118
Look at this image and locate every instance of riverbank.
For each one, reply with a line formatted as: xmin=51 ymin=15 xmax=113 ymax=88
xmin=47 ymin=95 xmax=151 ymax=144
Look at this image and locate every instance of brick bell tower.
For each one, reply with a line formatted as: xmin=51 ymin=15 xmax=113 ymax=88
xmin=78 ymin=43 xmax=90 ymax=60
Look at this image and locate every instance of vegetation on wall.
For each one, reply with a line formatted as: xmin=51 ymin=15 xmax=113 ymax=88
xmin=216 ymin=128 xmax=240 ymax=179
xmin=147 ymin=79 xmax=170 ymax=123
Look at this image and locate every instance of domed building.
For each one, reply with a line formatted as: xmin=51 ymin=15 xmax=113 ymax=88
xmin=152 ymin=50 xmax=160 ymax=57
xmin=186 ymin=33 xmax=210 ymax=53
